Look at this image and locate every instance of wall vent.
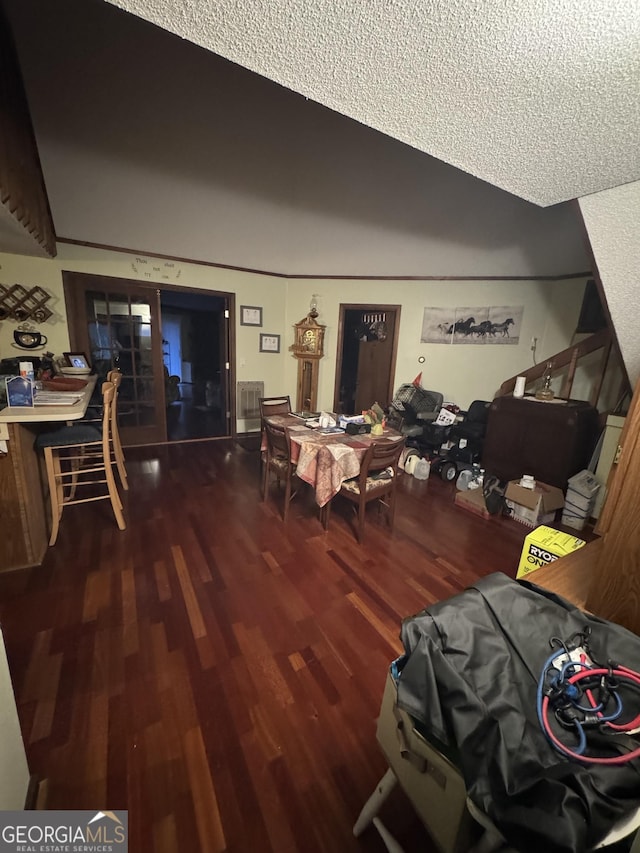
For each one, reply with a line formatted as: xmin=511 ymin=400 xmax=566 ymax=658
xmin=236 ymin=381 xmax=264 ymax=420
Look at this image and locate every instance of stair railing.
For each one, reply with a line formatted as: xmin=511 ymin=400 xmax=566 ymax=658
xmin=495 ymin=328 xmax=628 ymax=409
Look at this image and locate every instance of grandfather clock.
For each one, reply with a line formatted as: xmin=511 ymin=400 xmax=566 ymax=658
xmin=289 ymin=302 xmax=326 ymax=412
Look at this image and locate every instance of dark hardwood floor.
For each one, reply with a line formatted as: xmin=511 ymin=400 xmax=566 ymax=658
xmin=0 ymin=439 xmax=532 ymax=852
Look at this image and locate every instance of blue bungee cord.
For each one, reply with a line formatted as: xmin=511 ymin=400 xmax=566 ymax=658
xmin=537 ymin=632 xmax=640 ymax=764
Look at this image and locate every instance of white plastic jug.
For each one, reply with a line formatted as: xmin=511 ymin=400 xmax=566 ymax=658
xmin=404 ymin=453 xmax=419 ymax=475
xmin=457 ymin=469 xmax=473 ymax=490
xmin=413 ymin=457 xmax=430 ymax=480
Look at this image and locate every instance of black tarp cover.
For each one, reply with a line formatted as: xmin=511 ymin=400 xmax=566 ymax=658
xmin=396 ymin=573 xmax=640 ymax=853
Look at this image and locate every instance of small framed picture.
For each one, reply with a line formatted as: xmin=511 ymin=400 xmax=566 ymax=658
xmin=6 ymin=375 xmax=34 ymax=408
xmin=259 ymin=334 xmax=280 ymax=353
xmin=240 ymin=306 xmax=263 ymax=327
xmin=63 ymin=351 xmax=91 ymax=369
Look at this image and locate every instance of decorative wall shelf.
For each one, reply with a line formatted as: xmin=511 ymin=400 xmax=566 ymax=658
xmin=0 ymin=283 xmax=53 ymax=323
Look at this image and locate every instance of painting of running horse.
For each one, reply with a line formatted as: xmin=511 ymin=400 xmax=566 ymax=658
xmin=420 ymin=305 xmax=523 ymax=344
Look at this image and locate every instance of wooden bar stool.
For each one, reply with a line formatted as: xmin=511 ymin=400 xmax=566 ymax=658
xmin=107 ymin=368 xmax=128 ymax=491
xmin=75 ymin=368 xmax=128 ymax=491
xmin=36 ymin=381 xmax=126 ymax=546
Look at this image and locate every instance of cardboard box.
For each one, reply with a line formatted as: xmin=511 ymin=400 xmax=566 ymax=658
xmin=376 ymin=671 xmax=473 ymax=853
xmin=561 ymin=470 xmax=600 ymax=531
xmin=454 ymin=486 xmax=491 ymax=519
xmin=505 ymin=479 xmax=565 ymax=528
xmin=516 ymin=524 xmax=586 ymax=579
xmin=565 ymin=469 xmax=600 ymax=507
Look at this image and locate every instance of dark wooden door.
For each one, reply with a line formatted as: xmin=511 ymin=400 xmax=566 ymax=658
xmin=334 ymin=305 xmax=400 ymax=415
xmin=354 ymin=313 xmax=397 ymax=412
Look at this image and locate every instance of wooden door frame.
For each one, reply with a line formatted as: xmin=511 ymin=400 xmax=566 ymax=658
xmin=63 ymin=272 xmax=236 ymax=443
xmin=332 ymin=304 xmax=401 ymax=413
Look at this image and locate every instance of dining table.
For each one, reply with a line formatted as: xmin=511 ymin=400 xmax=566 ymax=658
xmin=0 ymin=375 xmax=98 ymax=572
xmin=264 ymin=414 xmax=404 ymax=508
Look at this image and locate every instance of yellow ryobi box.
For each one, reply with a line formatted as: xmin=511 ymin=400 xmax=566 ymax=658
xmin=516 ymin=525 xmax=586 ymax=579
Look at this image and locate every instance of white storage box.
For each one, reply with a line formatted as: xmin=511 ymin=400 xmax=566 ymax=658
xmin=565 ymin=470 xmax=600 ymax=512
xmin=376 ymin=671 xmax=474 ymax=853
xmin=562 ymin=469 xmax=600 ymax=530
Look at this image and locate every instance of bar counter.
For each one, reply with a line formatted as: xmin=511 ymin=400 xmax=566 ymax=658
xmin=0 ymin=376 xmax=97 ymax=572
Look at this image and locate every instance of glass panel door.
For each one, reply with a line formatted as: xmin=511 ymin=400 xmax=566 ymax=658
xmin=64 ymin=273 xmax=166 ymax=445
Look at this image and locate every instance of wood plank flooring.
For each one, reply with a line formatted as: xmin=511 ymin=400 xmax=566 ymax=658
xmin=0 ymin=439 xmax=531 ymax=852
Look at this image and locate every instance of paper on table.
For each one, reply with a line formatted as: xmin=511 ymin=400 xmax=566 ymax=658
xmin=34 ymin=392 xmax=82 ymax=406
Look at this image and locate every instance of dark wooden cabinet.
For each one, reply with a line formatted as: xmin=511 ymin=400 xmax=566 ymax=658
xmin=482 ymin=396 xmax=599 ymax=489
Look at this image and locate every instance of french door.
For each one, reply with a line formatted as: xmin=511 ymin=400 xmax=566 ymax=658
xmin=63 ymin=272 xmax=167 ymax=445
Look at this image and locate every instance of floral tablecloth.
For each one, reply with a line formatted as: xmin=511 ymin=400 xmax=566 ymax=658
xmin=264 ymin=415 xmax=403 ymax=507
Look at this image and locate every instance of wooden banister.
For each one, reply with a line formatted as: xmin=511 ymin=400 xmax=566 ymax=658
xmin=496 ymin=328 xmax=615 ymax=403
xmin=0 ymin=7 xmax=56 ymax=257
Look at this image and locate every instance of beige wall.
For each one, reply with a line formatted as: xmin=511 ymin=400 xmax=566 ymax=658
xmin=0 ymin=245 xmax=289 ymax=431
xmin=0 ymin=244 xmax=585 ymax=423
xmin=284 ymin=278 xmax=586 ymax=411
xmin=579 ymin=180 xmax=640 ymax=388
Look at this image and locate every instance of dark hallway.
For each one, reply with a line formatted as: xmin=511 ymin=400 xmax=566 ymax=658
xmin=160 ymin=290 xmax=229 ymax=441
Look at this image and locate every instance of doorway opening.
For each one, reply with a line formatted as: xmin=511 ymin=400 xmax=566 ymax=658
xmin=160 ymin=290 xmax=228 ymax=442
xmin=333 ymin=304 xmax=401 ymax=415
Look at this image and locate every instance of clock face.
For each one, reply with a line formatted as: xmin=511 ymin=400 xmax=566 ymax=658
xmin=302 ymin=329 xmax=317 ymax=353
xmin=292 ymin=315 xmax=325 ymax=359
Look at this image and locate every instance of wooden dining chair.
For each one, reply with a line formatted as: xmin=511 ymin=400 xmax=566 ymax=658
xmin=321 ymin=438 xmax=406 ymax=542
xmin=35 ymin=381 xmax=126 ymax=546
xmin=262 ymin=421 xmax=297 ymax=523
xmin=258 ymin=396 xmax=292 ymax=480
xmin=259 ymin=395 xmax=292 ymax=419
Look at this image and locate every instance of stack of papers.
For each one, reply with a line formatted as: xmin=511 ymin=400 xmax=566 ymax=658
xmin=35 ymin=392 xmax=82 ymax=406
xmin=291 ymin=411 xmax=320 ymax=420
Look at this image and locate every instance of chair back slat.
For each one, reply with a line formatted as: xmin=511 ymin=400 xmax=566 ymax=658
xmin=259 ymin=396 xmax=292 ymax=420
xmin=264 ymin=421 xmax=291 ymax=460
xmin=359 ymin=439 xmax=406 ymax=479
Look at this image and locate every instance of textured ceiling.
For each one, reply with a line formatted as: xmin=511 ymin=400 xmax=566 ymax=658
xmin=106 ymin=0 xmax=640 ymax=207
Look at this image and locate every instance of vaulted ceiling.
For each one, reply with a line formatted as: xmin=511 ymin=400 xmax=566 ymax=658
xmin=3 ymin=0 xmax=597 ymax=277
xmin=108 ymin=0 xmax=640 ymax=207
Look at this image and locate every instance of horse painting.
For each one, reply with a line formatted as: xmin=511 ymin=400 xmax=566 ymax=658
xmin=446 ymin=317 xmax=476 ymax=335
xmin=421 ymin=306 xmax=522 ymax=344
xmin=491 ymin=318 xmax=514 ymax=337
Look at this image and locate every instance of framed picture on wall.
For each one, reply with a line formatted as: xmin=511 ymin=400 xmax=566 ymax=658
xmin=259 ymin=334 xmax=280 ymax=353
xmin=240 ymin=305 xmax=263 ymax=327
